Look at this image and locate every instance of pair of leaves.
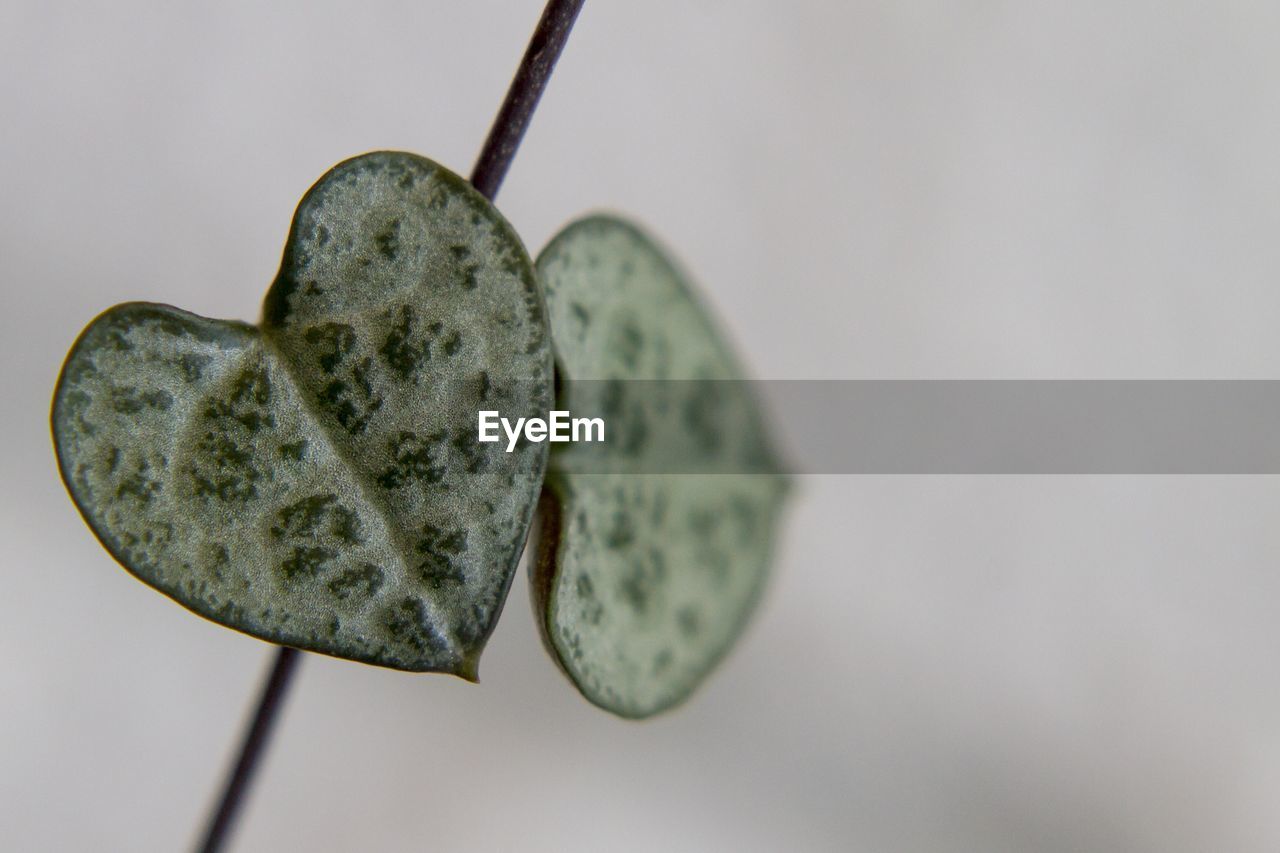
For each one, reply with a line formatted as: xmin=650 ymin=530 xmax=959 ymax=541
xmin=51 ymin=151 xmax=786 ymax=717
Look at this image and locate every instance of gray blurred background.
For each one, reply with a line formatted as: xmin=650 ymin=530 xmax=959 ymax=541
xmin=4 ymin=2 xmax=1280 ymax=850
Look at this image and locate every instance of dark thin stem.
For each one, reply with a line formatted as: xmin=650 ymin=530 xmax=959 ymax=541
xmin=196 ymin=647 xmax=300 ymax=853
xmin=470 ymin=0 xmax=586 ymax=200
xmin=194 ymin=2 xmax=585 ymax=851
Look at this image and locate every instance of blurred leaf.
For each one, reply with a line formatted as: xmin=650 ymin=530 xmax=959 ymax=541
xmin=51 ymin=152 xmax=552 ymax=678
xmin=532 ymin=215 xmax=789 ymax=718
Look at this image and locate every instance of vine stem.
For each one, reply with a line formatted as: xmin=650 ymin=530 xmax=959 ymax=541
xmin=470 ymin=0 xmax=586 ymax=200
xmin=196 ymin=647 xmax=300 ymax=853
xmin=194 ymin=2 xmax=585 ymax=850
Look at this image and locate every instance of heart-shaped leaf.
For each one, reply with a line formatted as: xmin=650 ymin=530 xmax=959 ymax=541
xmin=531 ymin=215 xmax=789 ymax=717
xmin=52 ymin=151 xmax=552 ymax=677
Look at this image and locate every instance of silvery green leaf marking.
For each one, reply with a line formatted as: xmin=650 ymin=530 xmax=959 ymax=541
xmin=532 ymin=215 xmax=789 ymax=718
xmin=51 ymin=152 xmax=552 ymax=677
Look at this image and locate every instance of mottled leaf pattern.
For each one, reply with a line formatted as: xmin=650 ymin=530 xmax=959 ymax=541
xmin=51 ymin=152 xmax=552 ymax=677
xmin=532 ymin=216 xmax=789 ymax=717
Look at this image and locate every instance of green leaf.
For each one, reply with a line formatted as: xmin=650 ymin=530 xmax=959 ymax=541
xmin=51 ymin=152 xmax=552 ymax=678
xmin=532 ymin=215 xmax=789 ymax=718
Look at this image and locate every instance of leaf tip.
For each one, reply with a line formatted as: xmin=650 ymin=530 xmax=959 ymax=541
xmin=453 ymin=653 xmax=481 ymax=684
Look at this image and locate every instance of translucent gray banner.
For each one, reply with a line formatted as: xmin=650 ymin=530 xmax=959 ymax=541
xmin=517 ymin=380 xmax=1280 ymax=473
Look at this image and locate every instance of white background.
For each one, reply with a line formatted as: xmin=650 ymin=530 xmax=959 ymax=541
xmin=4 ymin=2 xmax=1280 ymax=850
